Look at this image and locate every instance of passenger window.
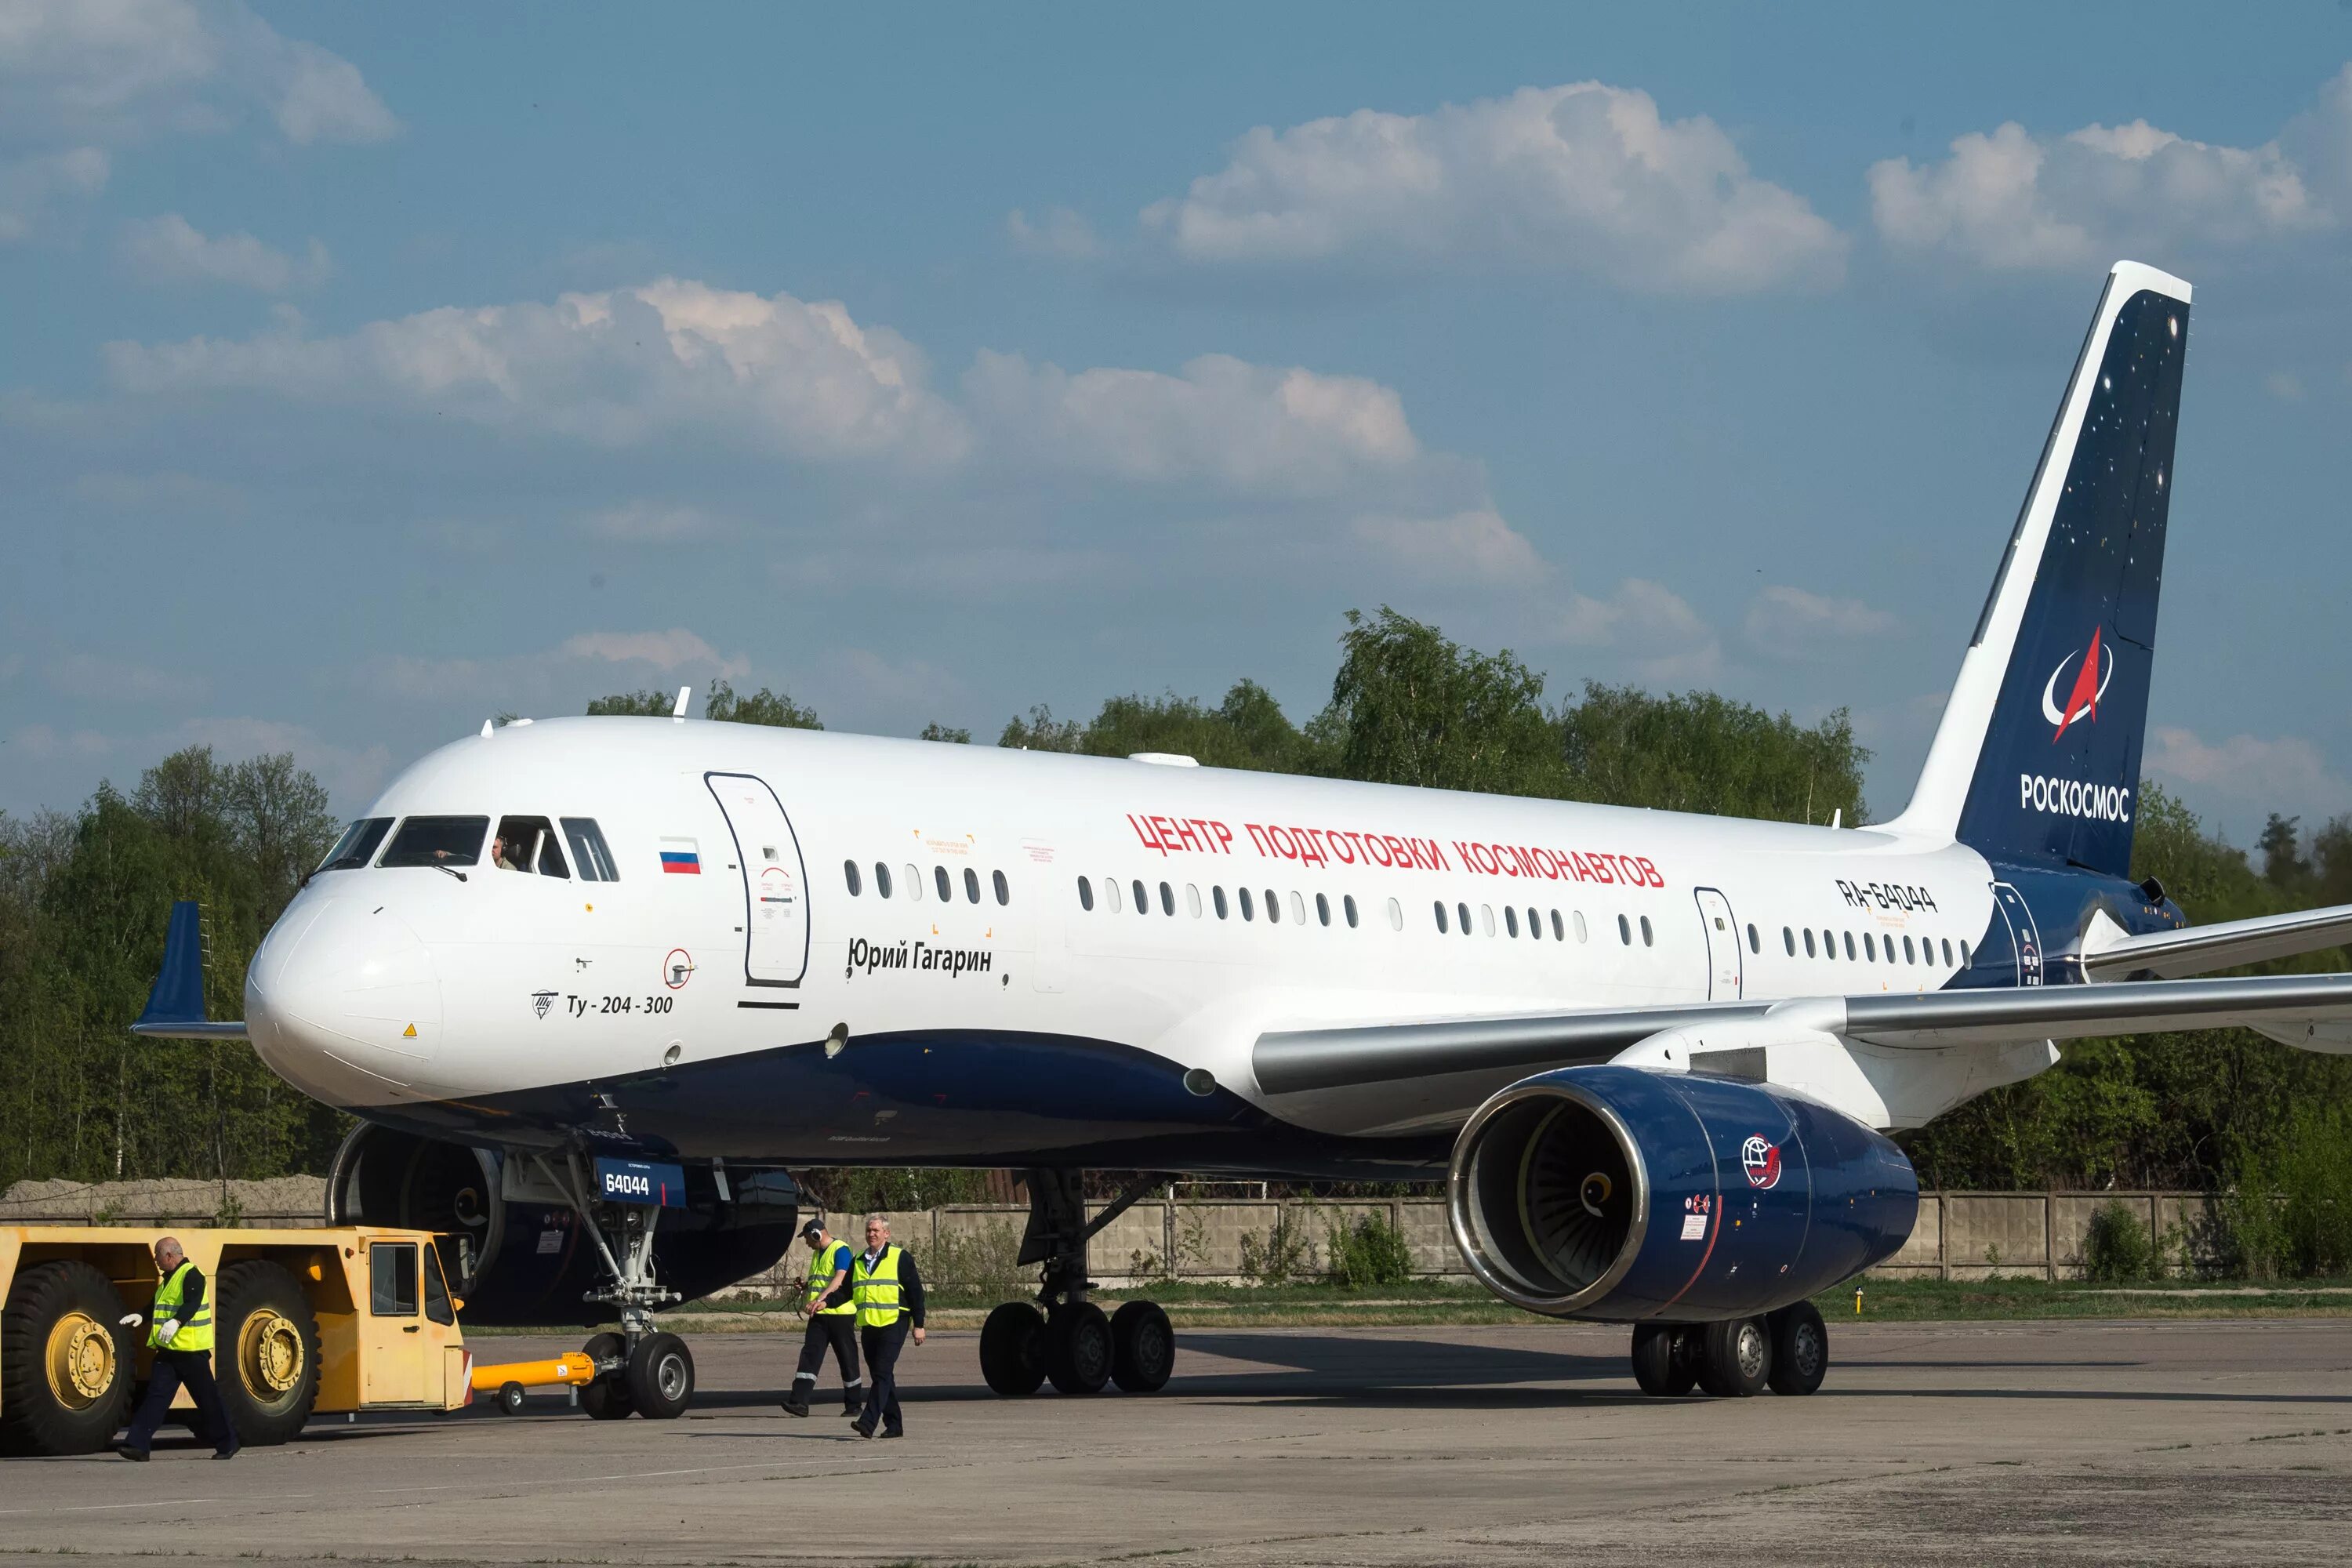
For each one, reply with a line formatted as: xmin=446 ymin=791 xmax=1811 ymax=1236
xmin=1887 ymin=937 xmax=1899 ymax=965
xmin=1528 ymin=907 xmax=1541 ymax=939
xmin=1864 ymin=932 xmax=1876 ymax=961
xmin=1388 ymin=897 xmax=1403 ymax=931
xmin=935 ymin=866 xmax=953 ymax=902
xmin=1186 ymin=884 xmax=1202 ymax=918
xmin=1457 ymin=902 xmax=1472 ymax=938
xmin=1214 ymin=886 xmax=1229 ymax=920
xmin=1345 ymin=895 xmax=1359 ymax=928
xmin=1289 ymin=891 xmax=1305 ymax=925
xmin=1505 ymin=906 xmax=1519 ymax=938
xmin=1240 ymin=887 xmax=1254 ymax=921
xmin=1078 ymin=876 xmax=1094 ymax=912
xmin=1106 ymin=877 xmax=1123 ymax=913
xmin=1316 ymin=892 xmax=1330 ymax=927
xmin=1804 ymin=928 xmax=1817 ymax=958
xmin=381 ymin=815 xmax=488 ymax=869
xmin=1618 ymin=913 xmax=1631 ymax=946
xmin=1746 ymin=924 xmax=1759 ymax=954
xmin=1961 ymin=940 xmax=1972 ymax=966
xmin=1640 ymin=916 xmax=1653 ymax=947
xmin=318 ymin=817 xmax=394 ymax=873
xmin=1784 ymin=927 xmax=1795 ymax=956
xmin=844 ymin=860 xmax=862 ymax=896
xmin=906 ymin=863 xmax=922 ymax=901
xmin=1843 ymin=931 xmax=1856 ymax=960
xmin=993 ymin=869 xmax=1010 ymax=906
xmin=1132 ymin=878 xmax=1148 ymax=915
xmin=1573 ymin=910 xmax=1588 ymax=943
xmin=964 ymin=867 xmax=982 ymax=904
xmin=1433 ymin=901 xmax=1448 ymax=935
xmin=874 ymin=863 xmax=893 ymax=899
xmin=1942 ymin=938 xmax=1955 ymax=966
xmin=1266 ymin=890 xmax=1282 ymax=925
xmin=1479 ymin=904 xmax=1494 ymax=937
xmin=1160 ymin=881 xmax=1175 ymax=916
xmin=369 ymin=1242 xmax=419 ymax=1316
xmin=422 ymin=1244 xmax=455 ymax=1327
xmin=561 ymin=818 xmax=619 ymax=882
xmin=1904 ymin=935 xmax=1916 ymax=964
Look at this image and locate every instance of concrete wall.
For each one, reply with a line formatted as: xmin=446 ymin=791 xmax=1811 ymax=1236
xmin=5 ymin=1178 xmax=2217 ymax=1286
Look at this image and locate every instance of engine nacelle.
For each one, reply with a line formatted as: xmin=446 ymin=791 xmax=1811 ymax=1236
xmin=326 ymin=1126 xmax=802 ymax=1326
xmin=1447 ymin=1064 xmax=1916 ymax=1322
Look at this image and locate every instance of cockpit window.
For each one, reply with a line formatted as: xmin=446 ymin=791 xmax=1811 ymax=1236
xmin=318 ymin=818 xmax=394 ymax=873
xmin=494 ymin=815 xmax=568 ymax=877
xmin=380 ymin=815 xmax=489 ymax=868
xmin=561 ymin=818 xmax=619 ymax=882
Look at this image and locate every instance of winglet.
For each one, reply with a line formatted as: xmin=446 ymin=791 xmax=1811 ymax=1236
xmin=131 ymin=899 xmax=248 ymax=1041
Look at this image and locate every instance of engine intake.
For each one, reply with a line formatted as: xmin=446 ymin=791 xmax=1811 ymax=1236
xmin=1448 ymin=1065 xmax=1916 ymax=1321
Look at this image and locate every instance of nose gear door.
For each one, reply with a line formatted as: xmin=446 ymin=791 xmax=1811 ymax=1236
xmin=706 ymin=773 xmax=810 ymax=988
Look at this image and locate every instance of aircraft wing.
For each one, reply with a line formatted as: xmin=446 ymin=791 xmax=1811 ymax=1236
xmin=1251 ymin=972 xmax=2352 ymax=1095
xmin=2082 ymin=903 xmax=2352 ymax=981
xmin=129 ymin=899 xmax=249 ymax=1042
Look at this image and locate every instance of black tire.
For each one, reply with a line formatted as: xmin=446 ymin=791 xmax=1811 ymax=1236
xmin=626 ymin=1332 xmax=694 ymax=1419
xmin=1629 ymin=1323 xmax=1676 ymax=1396
xmin=1697 ymin=1316 xmax=1771 ymax=1398
xmin=498 ymin=1381 xmax=527 ymax=1415
xmin=215 ymin=1261 xmax=321 ymax=1446
xmin=579 ymin=1332 xmax=633 ymax=1420
xmin=979 ymin=1301 xmax=1047 ymax=1396
xmin=0 ymin=1260 xmax=136 ymax=1457
xmin=1109 ymin=1300 xmax=1174 ymax=1394
xmin=1044 ymin=1301 xmax=1112 ymax=1396
xmin=1766 ymin=1301 xmax=1829 ymax=1396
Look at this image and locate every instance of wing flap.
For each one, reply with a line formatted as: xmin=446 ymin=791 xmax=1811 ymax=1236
xmin=2082 ymin=903 xmax=2352 ymax=980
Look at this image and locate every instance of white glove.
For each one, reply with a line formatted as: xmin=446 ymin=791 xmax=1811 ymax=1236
xmin=118 ymin=1313 xmax=143 ymax=1328
xmin=158 ymin=1319 xmax=181 ymax=1342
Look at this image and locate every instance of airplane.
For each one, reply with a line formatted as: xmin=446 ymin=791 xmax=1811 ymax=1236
xmin=134 ymin=259 xmax=2352 ymax=1412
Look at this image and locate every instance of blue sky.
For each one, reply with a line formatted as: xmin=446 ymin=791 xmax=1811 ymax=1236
xmin=4 ymin=2 xmax=2350 ymax=847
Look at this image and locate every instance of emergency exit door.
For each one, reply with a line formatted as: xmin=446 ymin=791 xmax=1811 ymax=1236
xmin=706 ymin=773 xmax=809 ymax=987
xmin=1695 ymin=887 xmax=1743 ymax=999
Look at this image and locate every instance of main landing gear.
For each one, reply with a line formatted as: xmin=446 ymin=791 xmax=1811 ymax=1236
xmin=535 ymin=1149 xmax=697 ymax=1421
xmin=1629 ymin=1301 xmax=1828 ymax=1399
xmin=978 ymin=1169 xmax=1177 ymax=1398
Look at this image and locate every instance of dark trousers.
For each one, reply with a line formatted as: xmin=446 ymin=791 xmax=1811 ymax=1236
xmin=791 ymin=1313 xmax=862 ymax=1407
xmin=856 ymin=1322 xmax=907 ymax=1435
xmin=125 ymin=1348 xmax=238 ymax=1455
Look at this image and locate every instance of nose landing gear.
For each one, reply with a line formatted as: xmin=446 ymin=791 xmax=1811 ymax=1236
xmin=976 ymin=1169 xmax=1177 ymax=1397
xmin=534 ymin=1150 xmax=695 ymax=1420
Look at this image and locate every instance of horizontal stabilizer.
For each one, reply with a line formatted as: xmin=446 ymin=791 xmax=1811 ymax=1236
xmin=131 ymin=899 xmax=248 ymax=1042
xmin=2082 ymin=902 xmax=2352 ymax=980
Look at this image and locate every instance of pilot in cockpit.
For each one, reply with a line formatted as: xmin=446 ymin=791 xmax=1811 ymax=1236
xmin=491 ymin=834 xmax=521 ymax=872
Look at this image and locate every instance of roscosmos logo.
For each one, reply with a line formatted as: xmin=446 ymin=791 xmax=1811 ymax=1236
xmin=2042 ymin=626 xmax=2114 ymax=742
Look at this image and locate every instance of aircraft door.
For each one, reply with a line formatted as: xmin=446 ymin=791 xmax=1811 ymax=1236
xmin=1987 ymin=881 xmax=2043 ymax=986
xmin=1694 ymin=887 xmax=1743 ymax=1000
xmin=705 ymin=773 xmax=809 ymax=988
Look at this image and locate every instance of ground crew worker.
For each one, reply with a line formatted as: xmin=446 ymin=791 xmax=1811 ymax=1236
xmin=782 ymin=1218 xmax=863 ymax=1418
xmin=848 ymin=1214 xmax=924 ymax=1440
xmin=118 ymin=1236 xmax=238 ymax=1461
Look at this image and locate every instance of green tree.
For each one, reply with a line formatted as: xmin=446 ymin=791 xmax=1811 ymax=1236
xmin=999 ymin=682 xmax=1322 ymax=773
xmin=1559 ymin=685 xmax=1866 ymax=825
xmin=587 ymin=681 xmax=822 ymax=728
xmin=919 ymin=723 xmax=971 ymax=744
xmin=1319 ymin=607 xmax=1560 ymax=795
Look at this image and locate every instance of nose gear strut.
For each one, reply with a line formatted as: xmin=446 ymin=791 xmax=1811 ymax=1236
xmin=531 ymin=1146 xmax=695 ymax=1419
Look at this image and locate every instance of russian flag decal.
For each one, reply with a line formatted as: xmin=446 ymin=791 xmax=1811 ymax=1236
xmin=659 ymin=837 xmax=701 ymax=875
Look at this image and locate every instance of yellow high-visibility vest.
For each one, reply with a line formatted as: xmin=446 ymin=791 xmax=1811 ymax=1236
xmin=149 ymin=1261 xmax=213 ymax=1353
xmin=807 ymin=1243 xmax=853 ymax=1316
xmin=852 ymin=1245 xmax=903 ymax=1329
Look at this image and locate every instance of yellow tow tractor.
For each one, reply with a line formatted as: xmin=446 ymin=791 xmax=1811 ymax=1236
xmin=0 ymin=1225 xmax=613 ymax=1457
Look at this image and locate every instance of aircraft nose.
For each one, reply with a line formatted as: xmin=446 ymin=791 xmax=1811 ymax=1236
xmin=247 ymin=895 xmax=442 ymax=1105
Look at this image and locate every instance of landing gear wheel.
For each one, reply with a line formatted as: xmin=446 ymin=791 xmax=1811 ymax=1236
xmin=579 ymin=1332 xmax=634 ymax=1420
xmin=215 ymin=1261 xmax=321 ymax=1446
xmin=1629 ymin=1323 xmax=1697 ymax=1396
xmin=1766 ymin=1301 xmax=1828 ymax=1396
xmin=980 ymin=1301 xmax=1047 ymax=1396
xmin=1109 ymin=1300 xmax=1174 ymax=1393
xmin=497 ymin=1381 xmax=528 ymax=1415
xmin=1044 ymin=1302 xmax=1112 ymax=1396
xmin=1697 ymin=1316 xmax=1771 ymax=1398
xmin=626 ymin=1331 xmax=695 ymax=1419
xmin=0 ymin=1260 xmax=136 ymax=1457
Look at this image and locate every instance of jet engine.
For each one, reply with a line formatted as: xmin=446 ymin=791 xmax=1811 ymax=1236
xmin=325 ymin=1125 xmax=802 ymax=1326
xmin=1447 ymin=1064 xmax=1916 ymax=1321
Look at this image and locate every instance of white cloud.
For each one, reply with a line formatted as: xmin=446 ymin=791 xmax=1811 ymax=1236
xmin=70 ymin=468 xmax=245 ymax=512
xmin=1005 ymin=206 xmax=1099 ymax=260
xmin=0 ymin=146 xmax=105 ymax=241
xmin=119 ymin=212 xmax=328 ymax=290
xmin=1138 ymin=82 xmax=1846 ymax=293
xmin=6 ymin=723 xmax=114 ymax=760
xmin=354 ymin=628 xmax=752 ymax=710
xmin=107 ymin=279 xmax=972 ymax=462
xmin=2145 ymin=725 xmax=2352 ymax=819
xmin=1551 ymin=577 xmax=1722 ymax=684
xmin=578 ymin=501 xmax=722 ymax=543
xmin=1744 ymin=584 xmax=1899 ymax=652
xmin=0 ymin=0 xmax=396 ymax=147
xmin=2266 ymin=371 xmax=2305 ymax=402
xmin=557 ymin=630 xmax=743 ymax=673
xmin=1349 ymin=509 xmax=1545 ymax=586
xmin=965 ymin=350 xmax=1416 ymax=490
xmin=1868 ymin=87 xmax=2342 ymax=272
xmin=45 ymin=651 xmax=207 ymax=703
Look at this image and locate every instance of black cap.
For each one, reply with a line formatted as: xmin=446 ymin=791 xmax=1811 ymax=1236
xmin=800 ymin=1218 xmax=826 ymax=1241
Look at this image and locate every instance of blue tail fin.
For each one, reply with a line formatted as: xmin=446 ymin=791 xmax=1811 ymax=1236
xmin=136 ymin=900 xmax=208 ymax=1029
xmin=1889 ymin=261 xmax=2191 ymax=879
